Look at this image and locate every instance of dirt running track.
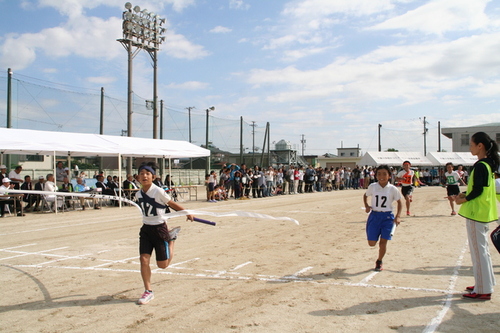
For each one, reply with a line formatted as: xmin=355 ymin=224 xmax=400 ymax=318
xmin=0 ymin=186 xmax=499 ymax=332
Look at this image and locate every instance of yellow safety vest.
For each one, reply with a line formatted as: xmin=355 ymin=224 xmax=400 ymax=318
xmin=459 ymin=161 xmax=498 ymax=223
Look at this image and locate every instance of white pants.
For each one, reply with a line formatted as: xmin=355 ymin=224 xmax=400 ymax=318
xmin=466 ymin=219 xmax=496 ymax=294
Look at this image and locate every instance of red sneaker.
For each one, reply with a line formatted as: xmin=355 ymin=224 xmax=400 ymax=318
xmin=465 ymin=286 xmax=474 ymax=291
xmin=462 ymin=292 xmax=491 ymax=300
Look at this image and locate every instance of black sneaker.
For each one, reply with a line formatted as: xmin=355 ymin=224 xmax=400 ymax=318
xmin=375 ymin=260 xmax=383 ymax=271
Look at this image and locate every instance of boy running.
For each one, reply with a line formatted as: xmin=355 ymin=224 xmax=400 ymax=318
xmin=443 ymin=162 xmax=460 ymax=215
xmin=136 ymin=162 xmax=194 ymax=305
xmin=396 ymin=160 xmax=414 ymax=216
xmin=364 ymin=165 xmax=402 ymax=271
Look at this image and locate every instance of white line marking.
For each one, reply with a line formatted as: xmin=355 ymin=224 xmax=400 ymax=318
xmin=359 ymin=271 xmax=379 ymax=284
xmin=6 ymin=263 xmax=453 ymax=293
xmin=90 ymin=255 xmax=140 ymax=268
xmin=423 ymin=240 xmax=468 ymax=333
xmin=0 ymin=243 xmax=38 ymax=250
xmin=293 ymin=266 xmax=313 ymax=276
xmin=231 ymin=261 xmax=253 ymax=271
xmin=0 ymin=247 xmax=69 ymax=261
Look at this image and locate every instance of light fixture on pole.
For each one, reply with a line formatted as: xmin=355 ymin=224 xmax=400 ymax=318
xmin=205 ymin=106 xmax=215 ymax=174
xmin=118 ymin=2 xmax=167 ymax=171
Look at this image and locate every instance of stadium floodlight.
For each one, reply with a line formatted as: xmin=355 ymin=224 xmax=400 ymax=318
xmin=117 ymin=2 xmax=168 ymax=173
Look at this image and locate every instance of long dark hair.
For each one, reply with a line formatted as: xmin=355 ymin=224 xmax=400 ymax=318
xmin=471 ymin=132 xmax=499 ymax=171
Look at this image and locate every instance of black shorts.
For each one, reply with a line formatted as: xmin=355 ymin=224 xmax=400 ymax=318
xmin=139 ymin=223 xmax=171 ymax=261
xmin=446 ymin=184 xmax=460 ymax=197
xmin=401 ymin=185 xmax=413 ymax=197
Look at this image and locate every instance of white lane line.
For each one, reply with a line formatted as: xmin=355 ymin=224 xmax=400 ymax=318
xmin=359 ymin=271 xmax=379 ymax=284
xmin=423 ymin=240 xmax=468 ymax=333
xmin=0 ymin=247 xmax=69 ymax=261
xmin=90 ymin=255 xmax=140 ymax=268
xmin=231 ymin=261 xmax=253 ymax=271
xmin=0 ymin=216 xmax=135 ymax=236
xmin=38 ymin=253 xmax=94 ymax=265
xmin=7 ymin=263 xmax=453 ymax=293
xmin=0 ymin=243 xmax=38 ymax=250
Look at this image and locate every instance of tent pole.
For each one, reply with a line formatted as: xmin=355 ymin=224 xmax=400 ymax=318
xmin=53 ymin=151 xmax=58 ymax=214
xmin=118 ymin=153 xmax=122 ymax=208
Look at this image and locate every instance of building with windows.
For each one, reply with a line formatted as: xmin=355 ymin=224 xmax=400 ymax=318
xmin=441 ymin=123 xmax=500 ymax=152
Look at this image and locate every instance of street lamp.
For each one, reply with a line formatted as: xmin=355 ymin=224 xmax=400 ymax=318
xmin=117 ymin=2 xmax=166 ymax=171
xmin=205 ymin=106 xmax=215 ymax=174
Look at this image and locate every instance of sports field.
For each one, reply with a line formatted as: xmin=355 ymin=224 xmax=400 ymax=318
xmin=0 ymin=186 xmax=499 ymax=332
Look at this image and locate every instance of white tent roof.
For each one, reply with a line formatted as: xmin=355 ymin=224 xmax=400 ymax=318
xmin=359 ymin=151 xmax=433 ymax=167
xmin=426 ymin=152 xmax=477 ymax=166
xmin=0 ymin=128 xmax=210 ymax=158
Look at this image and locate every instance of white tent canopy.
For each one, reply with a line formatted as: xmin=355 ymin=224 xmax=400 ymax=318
xmin=426 ymin=152 xmax=477 ymax=166
xmin=0 ymin=128 xmax=210 ymax=158
xmin=359 ymin=151 xmax=434 ymax=167
xmin=359 ymin=151 xmax=478 ymax=167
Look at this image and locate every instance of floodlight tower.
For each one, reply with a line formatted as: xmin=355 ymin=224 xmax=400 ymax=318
xmin=118 ymin=2 xmax=166 ymax=171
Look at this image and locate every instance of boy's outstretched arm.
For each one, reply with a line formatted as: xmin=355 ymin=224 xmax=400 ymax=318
xmin=168 ymin=200 xmax=194 ymax=221
xmin=363 ymin=193 xmax=371 ymax=213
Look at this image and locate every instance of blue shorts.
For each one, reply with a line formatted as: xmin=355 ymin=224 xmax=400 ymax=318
xmin=366 ymin=211 xmax=394 ymax=241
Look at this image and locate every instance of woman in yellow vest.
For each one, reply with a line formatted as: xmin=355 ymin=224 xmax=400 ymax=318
xmin=456 ymin=132 xmax=499 ymax=300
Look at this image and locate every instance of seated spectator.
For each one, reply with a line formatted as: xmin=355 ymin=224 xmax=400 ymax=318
xmin=8 ymin=165 xmax=23 ymax=190
xmin=20 ymin=175 xmax=35 ymax=210
xmin=31 ymin=176 xmax=45 ymax=211
xmin=96 ymin=174 xmax=117 ymax=206
xmin=153 ymin=176 xmax=164 ymax=187
xmin=44 ymin=174 xmax=63 ymax=210
xmin=0 ymin=177 xmax=24 ymax=216
xmin=123 ymin=174 xmax=138 ymax=189
xmin=74 ymin=177 xmax=99 ymax=210
xmin=0 ymin=165 xmax=7 ymax=180
xmin=59 ymin=176 xmax=74 ymax=209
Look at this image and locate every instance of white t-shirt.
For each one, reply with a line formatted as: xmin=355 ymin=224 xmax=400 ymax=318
xmin=136 ymin=184 xmax=172 ymax=225
xmin=444 ymin=171 xmax=460 ymax=186
xmin=365 ymin=182 xmax=402 ymax=212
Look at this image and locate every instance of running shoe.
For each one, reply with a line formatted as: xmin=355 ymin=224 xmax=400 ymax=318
xmin=169 ymin=226 xmax=181 ymax=241
xmin=451 ymin=211 xmax=457 ymax=215
xmin=462 ymin=292 xmax=491 ymax=300
xmin=137 ymin=290 xmax=154 ymax=304
xmin=465 ymin=286 xmax=474 ymax=291
xmin=375 ymin=260 xmax=383 ymax=271
xmin=406 ymin=211 xmax=411 ymax=216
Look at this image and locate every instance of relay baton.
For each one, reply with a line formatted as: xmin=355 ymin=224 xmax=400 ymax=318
xmin=194 ymin=217 xmax=216 ymax=226
xmin=390 ymin=222 xmax=397 ymax=237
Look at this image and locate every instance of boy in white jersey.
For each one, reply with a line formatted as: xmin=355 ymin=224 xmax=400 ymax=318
xmin=443 ymin=162 xmax=461 ymax=215
xmin=364 ymin=165 xmax=402 ymax=271
xmin=136 ymin=162 xmax=194 ymax=305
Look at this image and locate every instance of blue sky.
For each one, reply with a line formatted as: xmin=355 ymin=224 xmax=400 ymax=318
xmin=1 ymin=0 xmax=500 ymax=155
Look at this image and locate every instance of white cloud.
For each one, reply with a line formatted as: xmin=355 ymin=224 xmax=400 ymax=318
xmin=247 ymin=31 xmax=500 ymax=105
xmin=370 ymin=0 xmax=492 ymax=35
xmin=87 ymin=76 xmax=117 ymax=84
xmin=164 ymin=31 xmax=211 ymax=59
xmin=229 ymin=0 xmax=250 ymax=10
xmin=166 ymin=81 xmax=209 ymax=90
xmin=209 ymin=26 xmax=232 ymax=34
xmin=282 ymin=0 xmax=394 ymax=19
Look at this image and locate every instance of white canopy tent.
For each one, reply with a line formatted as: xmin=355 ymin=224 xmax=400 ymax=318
xmin=358 ymin=151 xmax=434 ymax=167
xmin=0 ymin=128 xmax=210 ymax=158
xmin=426 ymin=152 xmax=477 ymax=166
xmin=0 ymin=128 xmax=210 ymax=210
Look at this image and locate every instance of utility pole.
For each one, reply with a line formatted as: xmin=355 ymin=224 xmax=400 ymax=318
xmin=378 ymin=124 xmax=382 ymax=152
xmin=300 ymin=134 xmax=306 ymax=157
xmin=250 ymin=121 xmax=257 ymax=166
xmin=186 ymin=106 xmax=195 ymax=170
xmin=437 ymin=121 xmax=441 ymax=152
xmin=422 ymin=116 xmax=429 ymax=156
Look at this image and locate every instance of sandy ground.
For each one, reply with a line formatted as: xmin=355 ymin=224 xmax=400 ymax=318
xmin=0 ymin=186 xmax=499 ymax=333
